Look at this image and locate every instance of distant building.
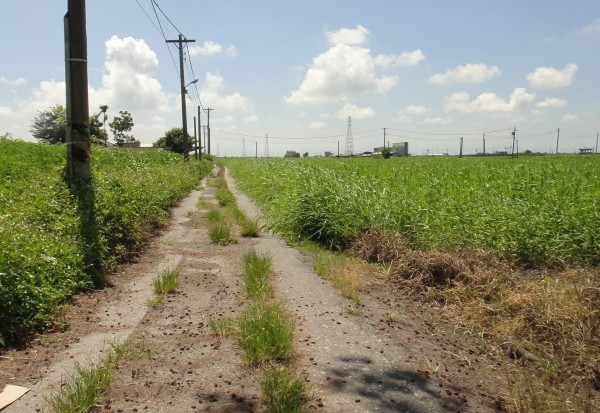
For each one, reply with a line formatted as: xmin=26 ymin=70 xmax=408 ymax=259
xmin=324 ymin=151 xmax=334 ymax=157
xmin=578 ymin=148 xmax=593 ymax=154
xmin=373 ymin=142 xmax=409 ymax=156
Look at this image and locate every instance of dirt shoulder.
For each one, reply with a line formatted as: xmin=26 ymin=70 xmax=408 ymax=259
xmin=1 ymin=170 xmax=505 ymax=412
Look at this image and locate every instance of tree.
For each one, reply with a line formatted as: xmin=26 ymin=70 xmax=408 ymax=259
xmin=89 ymin=113 xmax=107 ymax=144
xmin=154 ymin=127 xmax=186 ymax=154
xmin=303 ymin=152 xmax=309 ymax=158
xmin=98 ymin=105 xmax=109 ymax=145
xmin=30 ymin=104 xmax=67 ymax=144
xmin=109 ymin=110 xmax=136 ymax=146
xmin=382 ymin=147 xmax=392 ymax=159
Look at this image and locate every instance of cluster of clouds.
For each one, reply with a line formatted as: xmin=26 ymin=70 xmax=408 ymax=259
xmin=1 ymin=18 xmax=596 ymax=141
xmin=284 ymin=24 xmax=584 ymax=127
xmin=0 ymin=35 xmax=250 ymax=141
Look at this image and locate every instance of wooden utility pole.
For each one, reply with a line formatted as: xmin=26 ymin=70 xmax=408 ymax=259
xmin=64 ymin=0 xmax=90 ymax=183
xmin=205 ymin=108 xmax=214 ymax=155
xmin=166 ymin=34 xmax=195 ymax=161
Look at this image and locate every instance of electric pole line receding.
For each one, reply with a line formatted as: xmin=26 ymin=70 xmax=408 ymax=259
xmin=264 ymin=134 xmax=269 ymax=158
xmin=345 ymin=116 xmax=353 ymax=156
xmin=166 ymin=34 xmax=195 ymax=161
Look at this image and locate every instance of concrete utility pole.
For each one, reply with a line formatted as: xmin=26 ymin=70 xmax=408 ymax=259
xmin=383 ymin=127 xmax=387 ymax=150
xmin=205 ymin=108 xmax=214 ymax=155
xmin=459 ymin=136 xmax=463 ymax=158
xmin=511 ymin=127 xmax=516 ymax=158
xmin=556 ymin=128 xmax=560 ymax=154
xmin=193 ymin=116 xmax=197 ymax=161
xmin=596 ymin=132 xmax=599 ymax=154
xmin=166 ymin=34 xmax=195 ymax=161
xmin=482 ymin=133 xmax=486 ymax=156
xmin=197 ymin=106 xmax=202 ymax=160
xmin=64 ymin=0 xmax=90 ymax=182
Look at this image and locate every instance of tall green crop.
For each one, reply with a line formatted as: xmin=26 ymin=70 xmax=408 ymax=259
xmin=224 ymin=156 xmax=599 ymax=268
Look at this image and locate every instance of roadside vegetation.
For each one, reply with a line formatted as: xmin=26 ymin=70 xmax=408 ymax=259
xmin=0 ymin=137 xmax=211 ymax=345
xmin=224 ymin=156 xmax=600 ymax=413
xmin=46 ymin=340 xmax=133 ymax=413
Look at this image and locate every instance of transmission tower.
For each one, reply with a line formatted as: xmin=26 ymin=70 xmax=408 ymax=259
xmin=264 ymin=134 xmax=270 ymax=158
xmin=344 ymin=116 xmax=353 ymax=156
xmin=242 ymin=138 xmax=246 ymax=157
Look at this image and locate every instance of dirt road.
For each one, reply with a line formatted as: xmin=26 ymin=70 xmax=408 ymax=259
xmin=1 ymin=169 xmax=503 ymax=412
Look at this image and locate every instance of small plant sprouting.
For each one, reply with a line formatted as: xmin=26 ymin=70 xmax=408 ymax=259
xmin=208 ymin=317 xmax=236 ymax=338
xmin=153 ymin=265 xmax=181 ymax=295
xmin=260 ymin=367 xmax=306 ymax=413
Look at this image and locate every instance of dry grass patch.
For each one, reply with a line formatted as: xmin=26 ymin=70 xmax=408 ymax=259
xmin=313 ymin=251 xmax=365 ymax=304
xmin=351 ymin=229 xmax=600 ymax=412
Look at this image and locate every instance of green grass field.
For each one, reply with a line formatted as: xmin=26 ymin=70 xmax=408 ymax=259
xmin=0 ymin=137 xmax=211 ymax=343
xmin=224 ymin=155 xmax=600 ymax=268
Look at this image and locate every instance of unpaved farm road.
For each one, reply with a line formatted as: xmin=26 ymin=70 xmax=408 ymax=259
xmin=1 ymin=169 xmax=504 ymax=412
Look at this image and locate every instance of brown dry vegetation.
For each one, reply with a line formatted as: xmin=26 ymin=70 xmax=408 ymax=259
xmin=351 ymin=229 xmax=600 ymax=413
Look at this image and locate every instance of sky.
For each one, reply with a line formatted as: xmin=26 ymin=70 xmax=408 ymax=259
xmin=1 ymin=1 xmax=600 ymax=157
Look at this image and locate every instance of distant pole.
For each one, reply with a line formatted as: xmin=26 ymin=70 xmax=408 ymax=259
xmin=596 ymin=132 xmax=598 ymax=154
xmin=205 ymin=107 xmax=214 ymax=155
xmin=556 ymin=127 xmax=560 ymax=154
xmin=166 ymin=34 xmax=195 ymax=161
xmin=516 ymin=140 xmax=519 ymax=157
xmin=459 ymin=137 xmax=463 ymax=158
xmin=203 ymin=125 xmax=206 ymax=153
xmin=383 ymin=127 xmax=387 ymax=150
xmin=337 ymin=141 xmax=340 ymax=157
xmin=482 ymin=133 xmax=485 ymax=156
xmin=511 ymin=127 xmax=516 ymax=158
xmin=255 ymin=142 xmax=258 ymax=159
xmin=193 ymin=116 xmax=197 ymax=160
xmin=197 ymin=106 xmax=202 ymax=160
xmin=64 ymin=0 xmax=91 ymax=183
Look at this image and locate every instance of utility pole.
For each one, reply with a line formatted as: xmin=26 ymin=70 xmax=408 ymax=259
xmin=203 ymin=125 xmax=206 ymax=153
xmin=166 ymin=34 xmax=195 ymax=161
xmin=556 ymin=127 xmax=560 ymax=154
xmin=264 ymin=134 xmax=269 ymax=158
xmin=242 ymin=138 xmax=246 ymax=157
xmin=482 ymin=133 xmax=485 ymax=156
xmin=596 ymin=132 xmax=599 ymax=154
xmin=205 ymin=108 xmax=214 ymax=155
xmin=383 ymin=127 xmax=387 ymax=150
xmin=255 ymin=141 xmax=258 ymax=159
xmin=64 ymin=0 xmax=90 ymax=183
xmin=459 ymin=137 xmax=463 ymax=158
xmin=197 ymin=106 xmax=202 ymax=160
xmin=193 ymin=116 xmax=197 ymax=161
xmin=511 ymin=127 xmax=516 ymax=158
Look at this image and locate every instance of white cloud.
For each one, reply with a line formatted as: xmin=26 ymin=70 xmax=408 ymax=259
xmin=285 ymin=26 xmax=402 ymax=105
xmin=375 ymin=49 xmax=426 ymax=68
xmin=561 ymin=114 xmax=578 ymax=123
xmin=200 ymin=72 xmax=250 ymax=111
xmin=0 ymin=106 xmax=13 ymax=116
xmin=98 ymin=35 xmax=174 ymax=114
xmin=327 ymin=25 xmax=369 ymax=46
xmin=189 ymin=41 xmax=237 ymax=57
xmin=308 ymin=121 xmax=327 ymax=129
xmin=423 ymin=117 xmax=453 ymax=125
xmin=536 ymin=97 xmax=567 ymax=108
xmin=526 ymin=64 xmax=578 ymax=89
xmin=428 ymin=63 xmax=500 ymax=84
xmin=335 ymin=103 xmax=375 ymax=119
xmin=577 ymin=18 xmax=600 ymax=35
xmin=244 ymin=115 xmax=259 ymax=122
xmin=444 ymin=88 xmax=535 ymax=114
xmin=216 ymin=115 xmax=235 ymax=123
xmin=393 ymin=104 xmax=427 ymax=121
xmin=0 ymin=76 xmax=27 ymax=86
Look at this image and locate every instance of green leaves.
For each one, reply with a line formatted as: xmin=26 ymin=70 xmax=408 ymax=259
xmin=0 ymin=140 xmax=212 ymax=343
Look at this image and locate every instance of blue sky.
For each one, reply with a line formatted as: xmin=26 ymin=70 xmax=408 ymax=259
xmin=1 ymin=1 xmax=600 ymax=156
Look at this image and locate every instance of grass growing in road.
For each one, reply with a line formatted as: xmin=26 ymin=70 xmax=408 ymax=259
xmin=236 ymin=300 xmax=294 ymax=365
xmin=314 ymin=250 xmax=363 ymax=304
xmin=260 ymin=367 xmax=307 ymax=413
xmin=46 ymin=340 xmax=131 ymax=413
xmin=208 ymin=317 xmax=236 ymax=338
xmin=208 ymin=222 xmax=236 ymax=245
xmin=243 ymin=250 xmax=271 ymax=299
xmin=233 ymin=207 xmax=260 ymax=237
xmin=153 ymin=265 xmax=181 ymax=294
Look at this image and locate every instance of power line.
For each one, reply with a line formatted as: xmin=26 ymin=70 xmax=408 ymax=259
xmin=150 ymin=0 xmax=183 ymax=35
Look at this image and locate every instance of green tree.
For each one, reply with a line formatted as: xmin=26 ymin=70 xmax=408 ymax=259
xmin=98 ymin=105 xmax=109 ymax=145
xmin=382 ymin=147 xmax=392 ymax=159
xmin=30 ymin=104 xmax=67 ymax=144
xmin=154 ymin=127 xmax=186 ymax=154
xmin=89 ymin=113 xmax=107 ymax=144
xmin=109 ymin=110 xmax=136 ymax=146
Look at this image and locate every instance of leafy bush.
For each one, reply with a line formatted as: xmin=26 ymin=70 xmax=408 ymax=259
xmin=0 ymin=140 xmax=211 ymax=343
